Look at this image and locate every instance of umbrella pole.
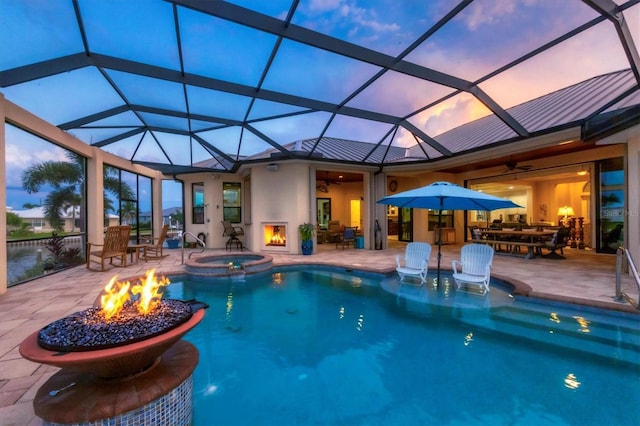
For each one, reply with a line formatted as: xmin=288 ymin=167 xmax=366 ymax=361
xmin=437 ymin=209 xmax=443 ymax=287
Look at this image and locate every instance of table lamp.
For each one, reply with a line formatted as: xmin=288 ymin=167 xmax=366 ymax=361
xmin=557 ymin=206 xmax=574 ymax=226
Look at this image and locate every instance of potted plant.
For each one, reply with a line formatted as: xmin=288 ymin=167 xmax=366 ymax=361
xmin=298 ymin=223 xmax=315 ymax=255
xmin=166 ymin=231 xmax=181 ymax=249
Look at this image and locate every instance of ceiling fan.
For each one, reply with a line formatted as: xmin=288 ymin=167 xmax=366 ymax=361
xmin=316 ymin=183 xmax=329 ymax=193
xmin=316 ymin=171 xmax=341 ymax=192
xmin=504 ymin=160 xmax=532 ymax=173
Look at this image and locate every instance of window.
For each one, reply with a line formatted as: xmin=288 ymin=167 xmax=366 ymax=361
xmin=28 ymin=218 xmax=45 ymax=228
xmin=192 ymin=182 xmax=204 ymax=224
xmin=223 ymin=182 xmax=241 ymax=223
xmin=243 ymin=175 xmax=251 ymax=225
xmin=4 ymin=124 xmax=87 ymax=286
xmin=428 ymin=210 xmax=453 ymax=230
xmin=104 ymin=165 xmax=153 ymax=243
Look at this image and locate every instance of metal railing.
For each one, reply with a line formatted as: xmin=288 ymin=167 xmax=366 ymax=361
xmin=179 ymin=232 xmax=206 ymax=264
xmin=615 ymin=246 xmax=640 ymax=309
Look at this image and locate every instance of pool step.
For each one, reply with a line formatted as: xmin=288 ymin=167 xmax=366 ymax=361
xmin=304 ymin=270 xmax=640 ymax=365
xmin=461 ymin=302 xmax=640 ymax=365
xmin=300 ymin=269 xmax=382 ymax=289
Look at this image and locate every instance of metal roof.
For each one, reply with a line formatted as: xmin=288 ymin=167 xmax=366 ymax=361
xmin=1 ymin=0 xmax=639 ymax=174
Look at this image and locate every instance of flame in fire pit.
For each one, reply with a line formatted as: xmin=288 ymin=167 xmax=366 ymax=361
xmin=100 ymin=269 xmax=169 ymax=319
xmin=100 ymin=277 xmax=130 ymax=319
xmin=132 ymin=269 xmax=170 ymax=314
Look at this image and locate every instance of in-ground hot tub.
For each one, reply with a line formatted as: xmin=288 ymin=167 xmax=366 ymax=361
xmin=185 ymin=253 xmax=273 ymax=277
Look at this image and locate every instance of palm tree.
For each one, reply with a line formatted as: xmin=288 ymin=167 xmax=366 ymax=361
xmin=21 ymin=152 xmax=133 ymax=231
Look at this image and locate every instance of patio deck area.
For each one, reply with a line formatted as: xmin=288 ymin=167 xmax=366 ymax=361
xmin=0 ymin=241 xmax=638 ymax=425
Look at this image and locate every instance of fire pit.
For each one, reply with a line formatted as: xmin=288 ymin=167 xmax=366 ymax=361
xmin=38 ymin=298 xmax=194 ymax=352
xmin=21 ymin=269 xmax=206 ymax=379
xmin=20 ymin=304 xmax=204 ymax=380
xmin=19 ymin=269 xmax=207 ymax=425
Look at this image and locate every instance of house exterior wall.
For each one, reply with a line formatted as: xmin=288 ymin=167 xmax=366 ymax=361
xmin=249 ymin=162 xmax=311 ymax=254
xmin=176 ymin=172 xmax=245 ymax=249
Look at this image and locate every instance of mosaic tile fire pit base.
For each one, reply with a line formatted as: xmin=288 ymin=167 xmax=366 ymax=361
xmin=34 ymin=340 xmax=198 ymax=426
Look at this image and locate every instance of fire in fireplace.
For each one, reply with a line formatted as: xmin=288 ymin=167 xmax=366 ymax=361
xmin=264 ymin=224 xmax=287 ymax=247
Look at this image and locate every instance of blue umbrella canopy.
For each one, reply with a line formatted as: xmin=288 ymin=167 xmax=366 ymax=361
xmin=377 ymin=181 xmax=522 ymax=285
xmin=377 ymin=181 xmax=521 ymax=211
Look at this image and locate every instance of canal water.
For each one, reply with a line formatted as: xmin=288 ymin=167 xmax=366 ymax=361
xmin=6 ymin=238 xmax=82 ymax=286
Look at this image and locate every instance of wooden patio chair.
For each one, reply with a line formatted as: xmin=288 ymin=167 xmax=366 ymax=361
xmin=86 ymin=225 xmax=131 ymax=271
xmin=143 ymin=224 xmax=170 ymax=260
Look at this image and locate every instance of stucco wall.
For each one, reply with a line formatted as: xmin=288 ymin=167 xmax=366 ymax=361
xmin=249 ymin=162 xmax=311 ymax=254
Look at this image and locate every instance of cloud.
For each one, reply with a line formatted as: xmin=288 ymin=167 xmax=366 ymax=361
xmin=417 ymin=93 xmax=490 ymax=137
xmin=308 ymin=0 xmax=344 ymax=13
xmin=346 ymin=4 xmax=400 ymax=33
xmin=479 ymin=23 xmax=629 ymax=109
xmin=301 ymin=0 xmax=401 ymax=44
xmin=347 ymin=2 xmax=629 ymax=139
xmin=4 ymin=137 xmax=68 ymax=187
xmin=462 ymin=0 xmax=517 ymax=31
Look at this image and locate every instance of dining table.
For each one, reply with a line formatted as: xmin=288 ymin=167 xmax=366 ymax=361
xmin=479 ymin=229 xmax=556 ymax=259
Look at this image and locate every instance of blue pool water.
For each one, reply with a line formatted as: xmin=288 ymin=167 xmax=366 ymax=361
xmin=165 ymin=267 xmax=640 ymax=426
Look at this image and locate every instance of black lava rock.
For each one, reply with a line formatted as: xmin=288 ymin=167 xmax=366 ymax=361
xmin=38 ymin=299 xmax=193 ymax=352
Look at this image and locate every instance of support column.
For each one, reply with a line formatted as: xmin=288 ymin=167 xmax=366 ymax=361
xmin=627 ymin=129 xmax=640 ymax=264
xmin=373 ymin=172 xmax=387 ymax=249
xmin=0 ymin=95 xmax=7 ymax=295
xmin=152 ymin=176 xmax=163 ymax=239
xmin=86 ymin=148 xmax=104 ymax=245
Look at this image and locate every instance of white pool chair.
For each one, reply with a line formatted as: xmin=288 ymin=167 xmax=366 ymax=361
xmin=396 ymin=242 xmax=432 ymax=284
xmin=452 ymin=243 xmax=494 ymax=294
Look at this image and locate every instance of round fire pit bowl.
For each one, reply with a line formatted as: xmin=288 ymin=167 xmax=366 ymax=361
xmin=19 ymin=308 xmax=205 ymax=380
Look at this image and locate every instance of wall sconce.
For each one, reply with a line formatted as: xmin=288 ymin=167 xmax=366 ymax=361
xmin=266 ymin=163 xmax=279 ymax=172
xmin=557 ymin=206 xmax=574 ymax=226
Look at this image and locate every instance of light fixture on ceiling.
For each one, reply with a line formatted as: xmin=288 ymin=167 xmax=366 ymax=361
xmin=577 ymin=165 xmax=588 ymax=176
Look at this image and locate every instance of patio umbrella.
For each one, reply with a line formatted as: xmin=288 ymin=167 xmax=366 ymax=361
xmin=377 ymin=181 xmax=521 ymax=284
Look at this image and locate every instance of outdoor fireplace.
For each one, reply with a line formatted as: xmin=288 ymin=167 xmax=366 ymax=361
xmin=19 ymin=269 xmax=206 ymax=425
xmin=262 ymin=222 xmax=288 ymax=251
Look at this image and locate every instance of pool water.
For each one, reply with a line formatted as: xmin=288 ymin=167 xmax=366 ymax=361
xmin=166 ymin=268 xmax=640 ymax=426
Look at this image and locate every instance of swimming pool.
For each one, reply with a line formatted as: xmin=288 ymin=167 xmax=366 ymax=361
xmin=165 ymin=267 xmax=640 ymax=426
